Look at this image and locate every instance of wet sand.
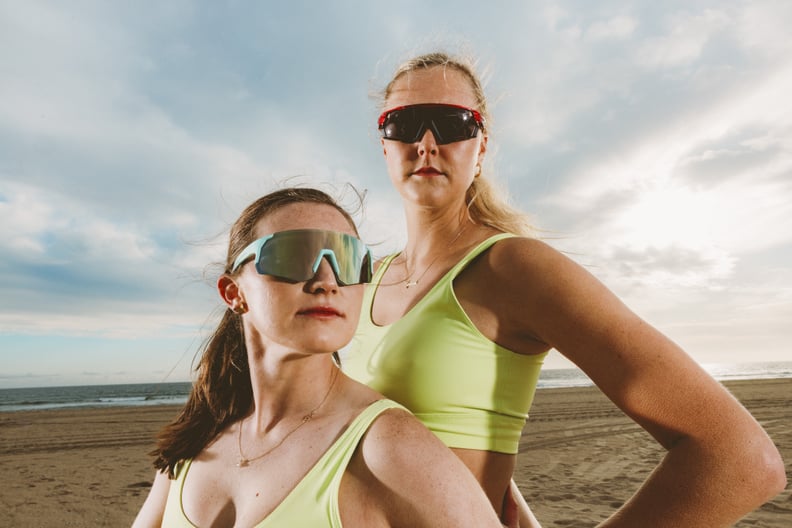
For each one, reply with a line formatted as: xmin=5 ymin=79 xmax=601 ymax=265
xmin=1 ymin=378 xmax=789 ymax=527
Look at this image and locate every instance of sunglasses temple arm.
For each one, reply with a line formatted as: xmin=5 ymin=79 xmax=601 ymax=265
xmin=231 ymin=235 xmax=274 ymax=273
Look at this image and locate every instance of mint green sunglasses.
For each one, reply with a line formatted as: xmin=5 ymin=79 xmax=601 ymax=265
xmin=232 ymin=229 xmax=373 ymax=285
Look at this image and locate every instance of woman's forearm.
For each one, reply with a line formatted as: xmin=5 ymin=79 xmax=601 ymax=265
xmin=599 ymin=431 xmax=785 ymax=527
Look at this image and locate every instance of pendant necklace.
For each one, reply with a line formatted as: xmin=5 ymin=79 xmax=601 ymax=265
xmin=236 ymin=367 xmax=339 ymax=468
xmin=399 ymin=223 xmax=469 ymax=289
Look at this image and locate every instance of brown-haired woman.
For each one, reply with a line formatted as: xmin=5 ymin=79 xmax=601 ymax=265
xmin=132 ymin=187 xmax=503 ymax=527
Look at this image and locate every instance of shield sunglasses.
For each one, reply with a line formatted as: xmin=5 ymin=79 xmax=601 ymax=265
xmin=231 ymin=229 xmax=373 ymax=286
xmin=378 ymin=103 xmax=485 ymax=145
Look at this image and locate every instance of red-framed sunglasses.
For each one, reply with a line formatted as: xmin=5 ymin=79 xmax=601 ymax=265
xmin=378 ymin=103 xmax=485 ymax=145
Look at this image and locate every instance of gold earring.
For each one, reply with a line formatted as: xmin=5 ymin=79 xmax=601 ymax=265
xmin=233 ymin=301 xmax=248 ymax=315
xmin=474 ymin=164 xmax=482 ymax=177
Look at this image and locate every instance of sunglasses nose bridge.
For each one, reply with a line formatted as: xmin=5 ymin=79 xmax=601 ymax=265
xmin=311 ymin=250 xmax=342 ymax=283
xmin=416 ymin=124 xmax=440 ymax=150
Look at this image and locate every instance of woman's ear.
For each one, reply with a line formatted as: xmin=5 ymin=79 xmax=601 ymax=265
xmin=381 ymin=137 xmax=387 ymax=156
xmin=218 ymin=274 xmax=243 ymax=311
xmin=478 ymin=133 xmax=488 ymax=163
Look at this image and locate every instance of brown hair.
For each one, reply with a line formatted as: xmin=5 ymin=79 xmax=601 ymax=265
xmin=151 ymin=187 xmax=357 ymax=476
xmin=381 ymin=52 xmax=533 ymax=236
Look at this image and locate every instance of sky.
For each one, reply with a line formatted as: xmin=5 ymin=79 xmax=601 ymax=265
xmin=1 ymin=1 xmax=791 ymax=388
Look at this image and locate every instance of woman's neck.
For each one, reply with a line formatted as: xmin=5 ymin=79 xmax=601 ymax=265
xmin=402 ymin=205 xmax=471 ymax=261
xmin=245 ymin=354 xmax=339 ymax=433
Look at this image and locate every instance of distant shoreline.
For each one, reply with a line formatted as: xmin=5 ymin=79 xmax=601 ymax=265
xmin=2 ymin=361 xmax=792 ymax=412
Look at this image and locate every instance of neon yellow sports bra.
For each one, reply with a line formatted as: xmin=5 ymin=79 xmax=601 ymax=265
xmin=161 ymin=399 xmax=404 ymax=527
xmin=344 ymin=233 xmax=546 ymax=454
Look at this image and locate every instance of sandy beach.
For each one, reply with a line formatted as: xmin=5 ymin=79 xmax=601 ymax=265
xmin=1 ymin=378 xmax=789 ymax=527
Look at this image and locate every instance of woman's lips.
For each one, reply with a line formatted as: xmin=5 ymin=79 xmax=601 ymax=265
xmin=298 ymin=306 xmax=343 ymax=318
xmin=413 ymin=167 xmax=442 ymax=177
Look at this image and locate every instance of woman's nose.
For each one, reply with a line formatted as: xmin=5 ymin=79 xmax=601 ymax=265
xmin=306 ymin=257 xmax=339 ymax=293
xmin=417 ymin=128 xmax=438 ymax=156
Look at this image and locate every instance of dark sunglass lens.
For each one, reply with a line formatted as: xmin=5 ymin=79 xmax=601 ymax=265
xmin=433 ymin=110 xmax=478 ymax=144
xmin=382 ymin=109 xmax=421 ymax=142
xmin=380 ymin=105 xmax=481 ymax=144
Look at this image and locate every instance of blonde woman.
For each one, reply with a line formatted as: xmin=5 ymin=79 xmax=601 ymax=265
xmin=344 ymin=52 xmax=786 ymax=527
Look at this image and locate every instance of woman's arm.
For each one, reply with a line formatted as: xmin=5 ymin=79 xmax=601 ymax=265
xmin=488 ymin=238 xmax=786 ymax=526
xmin=131 ymin=471 xmax=170 ymax=528
xmin=344 ymin=408 xmax=504 ymax=528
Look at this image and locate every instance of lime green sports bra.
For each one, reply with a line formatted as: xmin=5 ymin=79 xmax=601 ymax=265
xmin=344 ymin=234 xmax=546 ymax=454
xmin=161 ymin=399 xmax=404 ymax=527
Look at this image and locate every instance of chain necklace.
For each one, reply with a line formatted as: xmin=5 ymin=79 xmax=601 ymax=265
xmin=398 ymin=223 xmax=469 ymax=289
xmin=236 ymin=367 xmax=339 ymax=468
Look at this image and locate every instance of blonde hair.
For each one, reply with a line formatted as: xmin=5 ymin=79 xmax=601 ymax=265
xmin=380 ymin=52 xmax=533 ymax=236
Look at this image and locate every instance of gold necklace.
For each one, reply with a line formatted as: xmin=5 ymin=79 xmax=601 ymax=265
xmin=399 ymin=223 xmax=469 ymax=289
xmin=236 ymin=367 xmax=338 ymax=468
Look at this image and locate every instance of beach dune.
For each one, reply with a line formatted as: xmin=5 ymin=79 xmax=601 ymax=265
xmin=0 ymin=379 xmax=789 ymax=527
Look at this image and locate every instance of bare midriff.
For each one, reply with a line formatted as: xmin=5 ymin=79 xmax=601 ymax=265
xmin=451 ymin=447 xmax=516 ymax=514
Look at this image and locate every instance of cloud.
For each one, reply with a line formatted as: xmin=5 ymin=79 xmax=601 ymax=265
xmin=637 ymin=9 xmax=731 ymax=69
xmin=544 ymin=54 xmax=792 ymax=208
xmin=607 ymin=243 xmax=736 ymax=289
xmin=0 ymin=180 xmax=220 ymax=336
xmin=525 ymin=13 xmax=792 ymax=304
xmin=735 ymin=0 xmax=792 ymax=57
xmin=585 ymin=15 xmax=638 ymax=42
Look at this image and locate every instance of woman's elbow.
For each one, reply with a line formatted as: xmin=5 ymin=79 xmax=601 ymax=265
xmin=741 ymin=435 xmax=787 ymax=505
xmin=757 ymin=441 xmax=786 ymax=499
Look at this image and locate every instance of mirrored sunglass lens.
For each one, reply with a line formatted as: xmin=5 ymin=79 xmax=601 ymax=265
xmin=257 ymin=234 xmax=317 ymax=281
xmin=323 ymin=234 xmax=368 ymax=285
xmin=257 ymin=231 xmax=368 ymax=284
xmin=332 ymin=236 xmax=369 ymax=284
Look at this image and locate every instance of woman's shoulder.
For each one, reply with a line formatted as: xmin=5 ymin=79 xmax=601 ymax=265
xmin=354 ymin=404 xmax=480 ymax=504
xmin=349 ymin=404 xmax=503 ymax=527
xmin=364 ymin=405 xmax=425 ymax=444
xmin=461 ymin=234 xmax=601 ymax=315
xmin=359 ymin=405 xmax=441 ymax=465
xmin=479 ymin=234 xmax=575 ymax=279
xmin=492 ymin=233 xmax=560 ymax=256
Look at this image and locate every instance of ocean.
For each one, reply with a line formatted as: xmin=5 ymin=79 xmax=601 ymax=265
xmin=0 ymin=382 xmax=192 ymax=413
xmin=536 ymin=361 xmax=792 ymax=389
xmin=1 ymin=361 xmax=791 ymax=413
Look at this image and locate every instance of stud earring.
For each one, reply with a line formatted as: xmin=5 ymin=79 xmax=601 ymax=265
xmin=233 ymin=301 xmax=248 ymax=315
